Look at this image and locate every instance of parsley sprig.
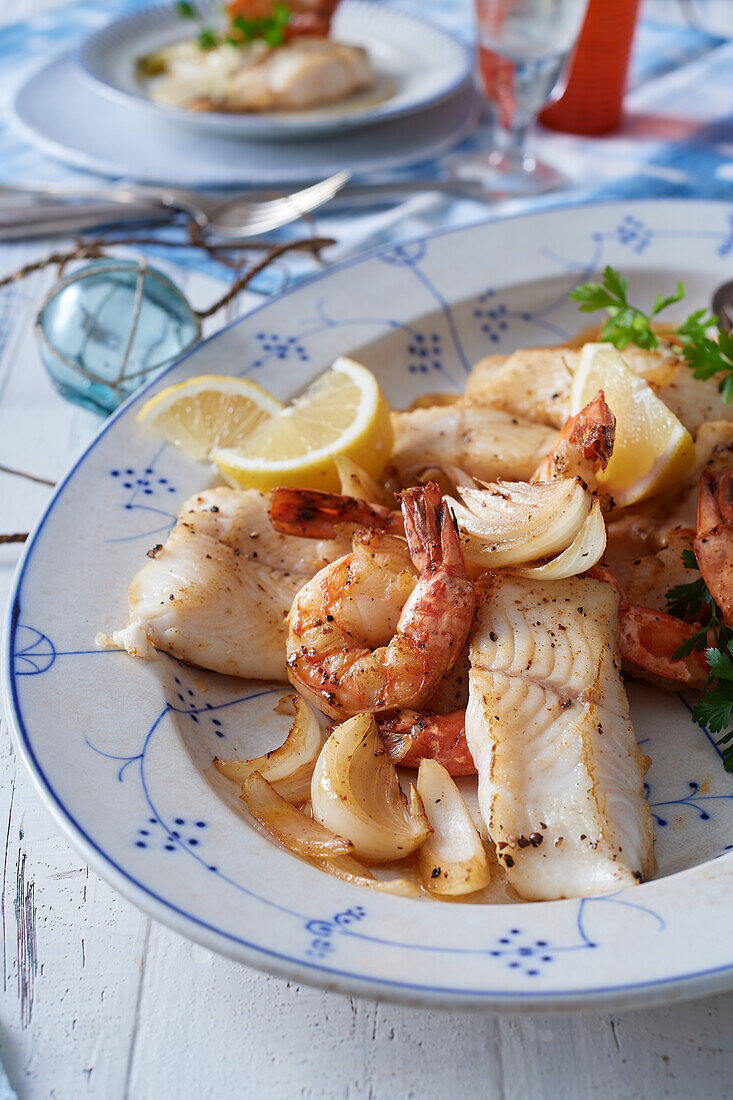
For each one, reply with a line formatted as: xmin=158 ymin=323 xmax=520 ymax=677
xmin=570 ymin=265 xmax=733 ymax=402
xmin=570 ymin=266 xmax=684 ymax=350
xmin=665 ymin=550 xmax=733 ymax=770
xmin=229 ymin=4 xmax=291 ymax=46
xmin=174 ymin=1 xmax=291 ymax=51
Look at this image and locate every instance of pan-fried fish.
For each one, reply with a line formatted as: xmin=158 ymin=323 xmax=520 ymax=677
xmin=466 ymin=344 xmax=731 ymax=437
xmin=466 ymin=575 xmax=655 ymax=900
xmin=101 ymin=487 xmax=347 ymax=680
xmin=389 ymin=404 xmax=556 ymax=486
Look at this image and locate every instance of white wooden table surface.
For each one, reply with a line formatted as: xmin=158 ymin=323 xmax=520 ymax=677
xmin=3 ymin=5 xmax=733 ymax=1100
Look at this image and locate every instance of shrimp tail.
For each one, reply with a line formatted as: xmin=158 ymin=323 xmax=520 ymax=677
xmin=533 ymin=390 xmax=616 ymax=485
xmin=695 ymin=469 xmax=733 ymax=629
xmin=567 ymin=390 xmax=616 ymax=471
xmin=269 ymin=487 xmax=403 ymax=540
xmin=378 ymin=709 xmax=476 ymax=775
xmin=399 ymin=482 xmax=461 ymax=575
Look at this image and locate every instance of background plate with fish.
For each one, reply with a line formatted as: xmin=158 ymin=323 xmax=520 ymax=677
xmin=77 ymin=0 xmax=472 ymax=139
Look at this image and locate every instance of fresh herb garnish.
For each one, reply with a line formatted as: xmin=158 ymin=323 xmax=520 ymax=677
xmin=569 ymin=265 xmax=684 ymax=350
xmin=179 ymin=1 xmax=291 ymax=51
xmin=666 ymin=551 xmax=733 ymax=769
xmin=229 ymin=3 xmax=291 ymax=46
xmin=679 ymin=326 xmax=733 ymax=404
xmin=570 ymin=265 xmax=733 ymax=402
xmin=198 ymin=26 xmax=218 ymax=49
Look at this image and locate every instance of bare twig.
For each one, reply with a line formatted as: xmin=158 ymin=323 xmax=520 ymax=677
xmin=0 ymin=533 xmax=27 ymax=544
xmin=0 ymin=463 xmax=55 ymax=487
xmin=197 ymin=238 xmax=334 ymax=318
xmin=0 ymin=231 xmax=334 ymax=288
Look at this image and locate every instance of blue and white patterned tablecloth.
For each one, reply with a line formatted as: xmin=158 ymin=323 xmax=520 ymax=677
xmin=0 ymin=0 xmax=731 ymax=294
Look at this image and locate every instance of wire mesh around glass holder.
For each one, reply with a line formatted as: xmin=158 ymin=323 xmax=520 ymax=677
xmin=0 ymin=232 xmax=335 ymax=416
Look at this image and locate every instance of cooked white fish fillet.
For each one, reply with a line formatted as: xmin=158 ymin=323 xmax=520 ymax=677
xmin=389 ymin=405 xmax=556 ymax=486
xmin=465 ymin=348 xmax=579 ymax=429
xmin=466 ymin=575 xmax=655 ymax=900
xmin=198 ymin=40 xmax=371 ymax=112
xmin=605 ymin=420 xmax=733 ymax=573
xmin=627 ymin=528 xmax=696 ymax=612
xmin=465 ymin=342 xmax=728 ymax=437
xmin=148 ymin=38 xmax=373 ymax=113
xmin=225 ymin=40 xmax=372 ymax=111
xmin=104 ymin=487 xmax=347 ymax=680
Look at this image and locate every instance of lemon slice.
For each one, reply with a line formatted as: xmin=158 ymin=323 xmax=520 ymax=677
xmin=136 ymin=375 xmax=283 ymax=462
xmin=569 ymin=343 xmax=695 ymax=507
xmin=212 ymin=357 xmax=394 ymax=492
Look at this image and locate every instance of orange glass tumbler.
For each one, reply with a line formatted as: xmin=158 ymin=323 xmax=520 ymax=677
xmin=540 ymin=0 xmax=642 ymax=135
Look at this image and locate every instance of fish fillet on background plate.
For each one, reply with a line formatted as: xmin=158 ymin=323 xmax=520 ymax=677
xmin=466 ymin=575 xmax=655 ymax=901
xmin=147 ymin=38 xmax=373 ymax=113
xmin=101 ymin=487 xmax=347 ymax=680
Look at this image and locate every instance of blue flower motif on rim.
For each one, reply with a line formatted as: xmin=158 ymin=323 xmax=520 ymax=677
xmin=251 ymin=332 xmax=309 ymax=370
xmin=474 ymin=289 xmax=510 ymax=344
xmin=615 ymin=216 xmax=653 ymax=254
xmin=135 ymin=813 xmax=208 ymax=853
xmin=486 ymin=928 xmax=563 ymax=977
xmin=109 ymin=464 xmax=178 ymax=501
xmin=407 ymin=331 xmax=443 ymax=374
xmin=378 ymin=242 xmax=427 ymax=268
xmin=304 ymin=906 xmax=368 ymax=961
xmin=13 ymin=626 xmax=56 ymax=676
xmin=646 ymin=778 xmax=733 ymax=828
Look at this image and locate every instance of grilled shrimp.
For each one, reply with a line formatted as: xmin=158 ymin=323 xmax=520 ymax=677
xmin=532 ymin=390 xmax=616 ymax=488
xmin=695 ymin=467 xmax=733 ymax=628
xmin=270 ymin=486 xmax=403 ymax=540
xmin=590 ymin=564 xmax=708 ymax=689
xmin=286 ymin=484 xmax=475 ymax=719
xmin=377 ymin=709 xmax=476 ymax=775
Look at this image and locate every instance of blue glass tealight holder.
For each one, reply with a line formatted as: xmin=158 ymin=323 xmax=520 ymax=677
xmin=35 ymin=258 xmax=201 ymax=415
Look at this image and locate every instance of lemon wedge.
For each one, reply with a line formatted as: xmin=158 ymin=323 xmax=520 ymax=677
xmin=212 ymin=357 xmax=394 ymax=492
xmin=136 ymin=375 xmax=283 ymax=462
xmin=569 ymin=343 xmax=695 ymax=507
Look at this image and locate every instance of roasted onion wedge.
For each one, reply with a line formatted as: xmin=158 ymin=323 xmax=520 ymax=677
xmin=415 ymin=759 xmax=491 ymax=896
xmin=311 ymin=712 xmax=431 ymax=863
xmin=215 ymin=694 xmax=322 ymax=804
xmin=335 ymin=456 xmax=392 ymax=506
xmin=447 ymin=479 xmax=592 ymax=567
xmin=241 ymin=772 xmax=352 ymax=858
xmin=312 ymin=853 xmax=420 ymax=897
xmin=511 ymin=499 xmax=606 ymax=579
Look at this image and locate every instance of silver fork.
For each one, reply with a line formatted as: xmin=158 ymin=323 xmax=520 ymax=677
xmin=0 ymin=170 xmax=351 ymax=238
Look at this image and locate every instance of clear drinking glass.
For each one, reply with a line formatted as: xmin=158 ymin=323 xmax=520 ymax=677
xmin=455 ymin=0 xmax=590 ymax=195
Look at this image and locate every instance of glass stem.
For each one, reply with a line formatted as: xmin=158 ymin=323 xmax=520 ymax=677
xmin=494 ymin=118 xmax=535 ymax=170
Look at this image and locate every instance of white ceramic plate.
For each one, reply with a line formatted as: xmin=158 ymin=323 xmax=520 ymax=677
xmin=6 ymin=200 xmax=733 ymax=1012
xmin=77 ymin=1 xmax=471 ymax=140
xmin=10 ymin=51 xmax=479 ymax=186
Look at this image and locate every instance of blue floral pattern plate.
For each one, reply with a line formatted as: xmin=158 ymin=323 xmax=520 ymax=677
xmin=5 ymin=200 xmax=733 ymax=1012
